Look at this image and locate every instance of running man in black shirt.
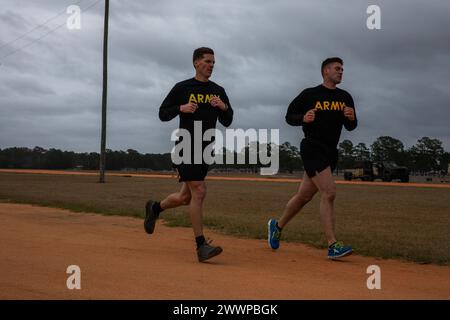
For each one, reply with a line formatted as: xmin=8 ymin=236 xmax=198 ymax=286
xmin=268 ymin=57 xmax=357 ymax=259
xmin=144 ymin=47 xmax=233 ymax=262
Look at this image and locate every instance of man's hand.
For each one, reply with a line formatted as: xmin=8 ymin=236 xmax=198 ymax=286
xmin=343 ymin=105 xmax=355 ymax=121
xmin=303 ymin=109 xmax=316 ymax=123
xmin=211 ymin=96 xmax=227 ymax=111
xmin=180 ymin=102 xmax=198 ymax=113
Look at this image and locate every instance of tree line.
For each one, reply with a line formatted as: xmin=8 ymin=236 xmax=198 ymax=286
xmin=0 ymin=136 xmax=448 ymax=174
xmin=0 ymin=147 xmax=172 ymax=171
xmin=338 ymin=136 xmax=449 ymax=174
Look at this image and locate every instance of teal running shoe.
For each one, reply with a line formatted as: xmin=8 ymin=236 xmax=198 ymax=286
xmin=268 ymin=219 xmax=281 ymax=250
xmin=328 ymin=241 xmax=353 ymax=259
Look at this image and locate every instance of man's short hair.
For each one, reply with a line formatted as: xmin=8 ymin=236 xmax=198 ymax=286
xmin=193 ymin=47 xmax=214 ymax=63
xmin=321 ymin=57 xmax=343 ymax=75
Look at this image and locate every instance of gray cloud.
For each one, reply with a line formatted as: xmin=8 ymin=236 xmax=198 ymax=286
xmin=0 ymin=0 xmax=449 ymax=154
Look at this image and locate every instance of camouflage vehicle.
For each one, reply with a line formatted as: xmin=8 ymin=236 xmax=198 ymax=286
xmin=344 ymin=161 xmax=409 ymax=183
xmin=440 ymin=164 xmax=450 ymax=183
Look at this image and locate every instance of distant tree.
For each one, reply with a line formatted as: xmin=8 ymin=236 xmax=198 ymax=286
xmin=105 ymin=149 xmax=126 ymax=170
xmin=32 ymin=146 xmax=46 ymax=168
xmin=371 ymin=136 xmax=405 ymax=164
xmin=0 ymin=148 xmax=5 ymax=167
xmin=279 ymin=142 xmax=302 ymax=173
xmin=439 ymin=152 xmax=450 ymax=174
xmin=2 ymin=139 xmax=446 ymax=174
xmin=45 ymin=148 xmax=73 ymax=169
xmin=149 ymin=153 xmax=172 ymax=170
xmin=409 ymin=137 xmax=445 ymax=172
xmin=338 ymin=139 xmax=354 ymax=169
xmin=87 ymin=152 xmax=100 ymax=170
xmin=339 ymin=140 xmax=353 ymax=158
xmin=126 ymin=149 xmax=140 ymax=170
xmin=353 ymin=143 xmax=371 ymax=161
xmin=244 ymin=141 xmax=260 ymax=173
xmin=2 ymin=147 xmax=33 ymax=168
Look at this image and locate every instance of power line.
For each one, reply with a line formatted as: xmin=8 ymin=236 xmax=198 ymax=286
xmin=0 ymin=0 xmax=103 ymax=63
xmin=0 ymin=0 xmax=86 ymax=52
xmin=0 ymin=21 xmax=67 ymax=61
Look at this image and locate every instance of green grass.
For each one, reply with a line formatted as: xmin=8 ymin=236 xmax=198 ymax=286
xmin=1 ymin=172 xmax=449 ymax=265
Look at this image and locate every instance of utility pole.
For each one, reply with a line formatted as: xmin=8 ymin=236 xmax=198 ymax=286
xmin=99 ymin=0 xmax=109 ymax=183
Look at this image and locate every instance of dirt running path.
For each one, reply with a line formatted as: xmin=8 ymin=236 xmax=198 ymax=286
xmin=1 ymin=203 xmax=449 ymax=300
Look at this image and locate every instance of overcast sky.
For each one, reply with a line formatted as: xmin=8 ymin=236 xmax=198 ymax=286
xmin=1 ymin=0 xmax=449 ymax=154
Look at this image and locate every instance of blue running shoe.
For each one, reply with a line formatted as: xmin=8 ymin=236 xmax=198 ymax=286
xmin=328 ymin=241 xmax=353 ymax=259
xmin=268 ymin=219 xmax=281 ymax=250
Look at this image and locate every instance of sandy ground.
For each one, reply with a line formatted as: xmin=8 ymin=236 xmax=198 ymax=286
xmin=1 ymin=203 xmax=449 ymax=300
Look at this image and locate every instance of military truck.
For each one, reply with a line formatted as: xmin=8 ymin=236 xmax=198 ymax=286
xmin=344 ymin=161 xmax=410 ymax=182
xmin=440 ymin=164 xmax=450 ymax=183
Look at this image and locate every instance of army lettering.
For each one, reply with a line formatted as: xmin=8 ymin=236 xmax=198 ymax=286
xmin=188 ymin=93 xmax=220 ymax=104
xmin=314 ymin=101 xmax=346 ymax=111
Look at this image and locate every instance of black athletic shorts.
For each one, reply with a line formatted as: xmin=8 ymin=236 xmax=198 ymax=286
xmin=300 ymin=138 xmax=338 ymax=178
xmin=174 ymin=163 xmax=209 ymax=182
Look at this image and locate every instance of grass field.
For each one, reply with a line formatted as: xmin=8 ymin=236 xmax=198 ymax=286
xmin=1 ymin=171 xmax=449 ymax=265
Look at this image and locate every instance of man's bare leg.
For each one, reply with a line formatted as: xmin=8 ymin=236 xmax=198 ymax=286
xmin=310 ymin=167 xmax=337 ymax=246
xmin=186 ymin=180 xmax=222 ymax=262
xmin=144 ymin=183 xmax=191 ymax=234
xmin=278 ymin=172 xmax=318 ymax=228
xmin=268 ymin=172 xmax=318 ymax=250
xmin=186 ymin=181 xmax=207 ymax=237
xmin=160 ymin=182 xmax=191 ymax=210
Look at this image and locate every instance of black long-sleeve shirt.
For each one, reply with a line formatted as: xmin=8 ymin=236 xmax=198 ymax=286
xmin=286 ymin=84 xmax=357 ymax=149
xmin=159 ymin=78 xmax=233 ymax=163
xmin=159 ymin=78 xmax=233 ymax=128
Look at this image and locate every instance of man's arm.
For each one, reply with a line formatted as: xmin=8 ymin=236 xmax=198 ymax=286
xmin=286 ymin=90 xmax=308 ymax=126
xmin=343 ymin=94 xmax=357 ymax=131
xmin=216 ymin=90 xmax=233 ymax=127
xmin=159 ymin=85 xmax=181 ymax=122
